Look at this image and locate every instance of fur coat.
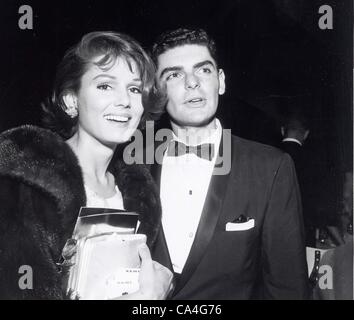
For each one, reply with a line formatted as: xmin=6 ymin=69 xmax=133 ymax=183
xmin=0 ymin=125 xmax=162 ymax=299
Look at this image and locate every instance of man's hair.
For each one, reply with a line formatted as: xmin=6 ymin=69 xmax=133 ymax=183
xmin=151 ymin=28 xmax=218 ymax=66
xmin=42 ymin=31 xmax=163 ymax=139
xmin=282 ymin=115 xmax=310 ymax=136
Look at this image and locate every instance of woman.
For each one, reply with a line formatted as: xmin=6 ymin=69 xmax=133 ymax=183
xmin=0 ymin=31 xmax=172 ymax=299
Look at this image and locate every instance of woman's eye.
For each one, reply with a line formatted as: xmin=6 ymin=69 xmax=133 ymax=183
xmin=97 ymin=83 xmax=112 ymax=90
xmin=129 ymin=87 xmax=142 ymax=94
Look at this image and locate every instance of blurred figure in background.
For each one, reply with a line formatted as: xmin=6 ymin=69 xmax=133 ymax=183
xmin=340 ymin=171 xmax=353 ymax=241
xmin=313 ymin=171 xmax=353 ymax=300
xmin=280 ymin=114 xmax=310 ymax=164
xmin=279 ymin=113 xmax=317 ymax=246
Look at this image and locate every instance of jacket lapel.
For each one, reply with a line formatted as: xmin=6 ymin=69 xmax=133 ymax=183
xmin=173 ymin=135 xmax=233 ymax=294
xmin=150 ymin=142 xmax=174 ymax=271
xmin=151 ymin=223 xmax=174 ymax=271
xmin=109 ymin=157 xmax=162 ymax=248
xmin=150 ymin=161 xmax=163 ymax=193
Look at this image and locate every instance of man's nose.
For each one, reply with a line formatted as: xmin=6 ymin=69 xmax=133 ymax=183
xmin=185 ymin=73 xmax=200 ymax=90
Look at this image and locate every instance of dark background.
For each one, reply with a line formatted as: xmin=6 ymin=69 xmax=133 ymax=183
xmin=0 ymin=0 xmax=352 ymax=226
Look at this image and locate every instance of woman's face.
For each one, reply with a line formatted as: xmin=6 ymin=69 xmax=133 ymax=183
xmin=73 ymin=56 xmax=144 ymax=147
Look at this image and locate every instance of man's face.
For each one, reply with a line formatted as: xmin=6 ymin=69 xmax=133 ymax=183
xmin=156 ymin=44 xmax=225 ymax=127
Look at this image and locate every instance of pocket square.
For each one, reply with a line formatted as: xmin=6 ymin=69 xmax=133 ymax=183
xmin=225 ymin=219 xmax=255 ymax=231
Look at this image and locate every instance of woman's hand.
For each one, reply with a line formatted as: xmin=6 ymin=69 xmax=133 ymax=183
xmin=62 ymin=238 xmax=174 ymax=300
xmin=114 ymin=243 xmax=174 ymax=300
xmin=137 ymin=243 xmax=174 ymax=300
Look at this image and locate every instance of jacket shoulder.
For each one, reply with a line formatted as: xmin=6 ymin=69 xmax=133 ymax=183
xmin=0 ymin=125 xmax=85 ymax=218
xmin=0 ymin=125 xmax=69 ymax=157
xmin=232 ymin=135 xmax=288 ymax=163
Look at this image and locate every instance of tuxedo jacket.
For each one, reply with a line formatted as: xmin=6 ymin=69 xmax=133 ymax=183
xmin=151 ymin=134 xmax=309 ymax=300
xmin=279 ymin=140 xmax=321 ymax=247
xmin=280 ymin=140 xmax=302 ymax=167
xmin=313 ymin=238 xmax=353 ymax=300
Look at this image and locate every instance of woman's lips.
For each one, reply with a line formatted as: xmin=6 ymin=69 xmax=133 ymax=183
xmin=103 ymin=114 xmax=131 ymax=122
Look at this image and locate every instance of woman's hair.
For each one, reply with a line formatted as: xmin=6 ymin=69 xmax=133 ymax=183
xmin=42 ymin=31 xmax=164 ymax=139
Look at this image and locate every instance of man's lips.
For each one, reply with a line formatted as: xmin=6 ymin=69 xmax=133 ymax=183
xmin=184 ymin=97 xmax=206 ymax=104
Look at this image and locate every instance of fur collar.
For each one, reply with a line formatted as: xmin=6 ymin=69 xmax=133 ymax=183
xmin=0 ymin=125 xmax=161 ymax=247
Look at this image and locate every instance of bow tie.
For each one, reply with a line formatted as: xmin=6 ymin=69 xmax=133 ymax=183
xmin=167 ymin=141 xmax=215 ymax=161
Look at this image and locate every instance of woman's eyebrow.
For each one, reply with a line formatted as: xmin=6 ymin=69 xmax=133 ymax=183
xmin=91 ymin=74 xmax=142 ymax=83
xmin=92 ymin=74 xmax=117 ymax=80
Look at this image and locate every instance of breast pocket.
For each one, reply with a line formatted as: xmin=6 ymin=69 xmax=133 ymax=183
xmin=209 ymin=222 xmax=259 ymax=277
xmin=225 ymin=219 xmax=255 ymax=231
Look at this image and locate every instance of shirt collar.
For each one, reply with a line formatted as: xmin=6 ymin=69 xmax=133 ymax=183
xmin=171 ymin=118 xmax=222 ymax=146
xmin=169 ymin=118 xmax=223 ymax=162
xmin=282 ymin=137 xmax=302 ymax=146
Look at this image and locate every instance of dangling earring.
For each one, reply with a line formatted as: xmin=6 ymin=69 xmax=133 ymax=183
xmin=65 ymin=99 xmax=79 ymax=119
xmin=62 ymin=93 xmax=79 ymax=118
xmin=66 ymin=105 xmax=78 ymax=118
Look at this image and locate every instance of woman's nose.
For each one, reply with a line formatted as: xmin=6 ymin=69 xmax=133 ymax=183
xmin=114 ymin=88 xmax=130 ymax=107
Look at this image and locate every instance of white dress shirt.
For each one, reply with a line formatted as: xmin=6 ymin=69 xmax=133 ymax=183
xmin=282 ymin=137 xmax=302 ymax=146
xmin=160 ymin=119 xmax=222 ymax=273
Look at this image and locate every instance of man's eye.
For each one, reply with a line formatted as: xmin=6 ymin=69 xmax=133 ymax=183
xmin=199 ymin=67 xmax=212 ymax=74
xmin=129 ymin=86 xmax=142 ymax=94
xmin=166 ymin=72 xmax=182 ymax=81
xmin=97 ymin=84 xmax=112 ymax=90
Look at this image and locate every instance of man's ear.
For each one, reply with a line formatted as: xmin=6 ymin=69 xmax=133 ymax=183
xmin=62 ymin=92 xmax=78 ymax=118
xmin=218 ymin=69 xmax=226 ymax=95
xmin=304 ymin=129 xmax=310 ymax=141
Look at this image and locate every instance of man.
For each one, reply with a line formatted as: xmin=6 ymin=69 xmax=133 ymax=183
xmin=313 ymin=237 xmax=353 ymax=300
xmin=280 ymin=115 xmax=310 ymax=168
xmin=150 ymin=28 xmax=309 ymax=299
xmin=279 ymin=115 xmax=316 ymax=246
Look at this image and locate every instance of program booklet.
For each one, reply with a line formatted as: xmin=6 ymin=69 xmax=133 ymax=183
xmin=66 ymin=207 xmax=145 ymax=300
